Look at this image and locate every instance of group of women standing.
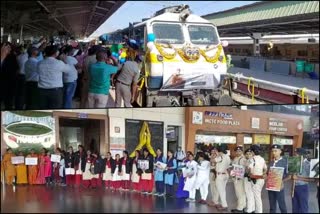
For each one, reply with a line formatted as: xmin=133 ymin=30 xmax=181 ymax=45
xmin=1 ymin=145 xmax=211 ymax=204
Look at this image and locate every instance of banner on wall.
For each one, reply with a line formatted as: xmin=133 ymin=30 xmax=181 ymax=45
xmin=2 ymin=111 xmax=55 ymax=153
xmin=195 ymin=134 xmax=236 ymax=144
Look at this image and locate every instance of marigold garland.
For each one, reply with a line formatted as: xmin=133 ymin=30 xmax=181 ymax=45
xmin=154 ymin=43 xmax=176 ymax=59
xmin=200 ymin=45 xmax=222 ymax=63
xmin=154 ymin=43 xmax=223 ymax=63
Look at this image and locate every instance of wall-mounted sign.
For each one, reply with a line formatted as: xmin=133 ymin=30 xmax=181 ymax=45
xmin=244 ymin=136 xmax=253 ymax=144
xmin=269 ymin=118 xmax=288 ymax=133
xmin=253 ymin=134 xmax=271 ymax=144
xmin=78 ymin=113 xmax=88 ymax=119
xmin=195 ymin=134 xmax=236 ymax=144
xmin=204 ymin=118 xmax=240 ymax=126
xmin=273 ymin=137 xmax=293 ymax=145
xmin=252 ymin=117 xmax=260 ymax=129
xmin=114 ymin=126 xmax=120 ymax=133
xmin=192 ymin=111 xmax=203 ymax=125
xmin=204 ymin=111 xmax=233 ymax=120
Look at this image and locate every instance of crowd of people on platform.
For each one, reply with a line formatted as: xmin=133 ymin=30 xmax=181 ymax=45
xmin=0 ymin=37 xmax=142 ymax=110
xmin=1 ymin=144 xmax=319 ymax=213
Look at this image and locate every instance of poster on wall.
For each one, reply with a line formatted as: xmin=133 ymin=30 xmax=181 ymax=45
xmin=195 ymin=134 xmax=236 ymax=144
xmin=266 ymin=167 xmax=284 ymax=192
xmin=253 ymin=134 xmax=270 ymax=144
xmin=2 ymin=111 xmax=55 ymax=154
xmin=125 ymin=119 xmax=163 ymax=157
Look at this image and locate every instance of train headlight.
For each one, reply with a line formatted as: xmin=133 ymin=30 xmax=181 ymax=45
xmin=157 ymin=55 xmax=163 ymax=62
xmin=218 ymin=56 xmax=224 ymax=62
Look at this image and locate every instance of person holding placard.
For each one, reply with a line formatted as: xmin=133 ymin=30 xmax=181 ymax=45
xmin=27 ymin=149 xmax=38 ymax=185
xmin=120 ymin=151 xmax=131 ymax=191
xmin=213 ymin=145 xmax=231 ymax=210
xmin=176 ymin=151 xmax=191 ymax=199
xmin=3 ymin=148 xmax=16 ymax=185
xmin=249 ymin=145 xmax=267 ymax=214
xmin=139 ymin=148 xmax=154 ymax=194
xmin=231 ymin=146 xmax=246 ymax=213
xmin=184 ymin=153 xmax=198 ymax=202
xmin=291 ymin=148 xmax=315 ymax=213
xmin=131 ymin=150 xmax=142 ymax=192
xmin=267 ymin=144 xmax=290 ymax=213
xmin=65 ymin=146 xmax=76 ymax=186
xmin=35 ymin=148 xmax=47 ymax=184
xmin=74 ymin=145 xmax=86 ymax=187
xmin=16 ymin=151 xmax=28 ymax=185
xmin=243 ymin=148 xmax=255 ymax=213
xmin=111 ymin=154 xmax=122 ymax=191
xmin=44 ymin=151 xmax=52 ymax=185
xmin=164 ymin=150 xmax=177 ymax=197
xmin=81 ymin=150 xmax=93 ymax=188
xmin=102 ymin=152 xmax=114 ymax=189
xmin=154 ymin=148 xmax=166 ymax=196
xmin=52 ymin=148 xmax=63 ymax=185
xmin=195 ymin=152 xmax=211 ymax=205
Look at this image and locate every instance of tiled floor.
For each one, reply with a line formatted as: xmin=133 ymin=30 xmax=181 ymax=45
xmin=1 ymin=180 xmax=318 ymax=213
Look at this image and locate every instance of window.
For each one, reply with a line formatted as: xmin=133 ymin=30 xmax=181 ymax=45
xmin=228 ymin=48 xmax=234 ymax=52
xmin=152 ymin=23 xmax=184 ymax=44
xmin=235 ymin=48 xmax=241 ymax=53
xmin=188 ymin=25 xmax=219 ymax=45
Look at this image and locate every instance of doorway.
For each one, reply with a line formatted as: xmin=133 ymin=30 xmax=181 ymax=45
xmin=53 ymin=111 xmax=108 ymax=154
xmin=167 ymin=126 xmax=180 ymax=153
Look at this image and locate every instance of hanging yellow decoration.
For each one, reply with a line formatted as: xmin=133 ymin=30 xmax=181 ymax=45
xmin=200 ymin=44 xmax=223 ymax=63
xmin=154 ymin=43 xmax=223 ymax=64
xmin=129 ymin=121 xmax=156 ymax=158
xmin=154 ymin=43 xmax=176 ymax=59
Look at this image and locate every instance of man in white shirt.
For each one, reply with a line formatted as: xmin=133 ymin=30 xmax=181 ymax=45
xmin=15 ymin=45 xmax=29 ymax=109
xmin=25 ymin=47 xmax=40 ymax=109
xmin=63 ymin=45 xmax=79 ymax=108
xmin=195 ymin=152 xmax=211 ymax=205
xmin=249 ymin=144 xmax=267 ymax=213
xmin=37 ymin=45 xmax=73 ymax=109
xmin=213 ymin=145 xmax=231 ymax=211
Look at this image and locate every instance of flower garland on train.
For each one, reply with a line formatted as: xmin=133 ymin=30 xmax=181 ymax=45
xmin=153 ymin=42 xmax=223 ymax=63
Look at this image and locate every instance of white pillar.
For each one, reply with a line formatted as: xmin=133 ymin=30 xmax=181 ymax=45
xmin=251 ymin=33 xmax=263 ymax=57
xmin=1 ymin=27 xmax=3 ymax=43
xmin=20 ymin=25 xmax=23 ymax=44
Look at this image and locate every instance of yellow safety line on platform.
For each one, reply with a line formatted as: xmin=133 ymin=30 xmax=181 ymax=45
xmin=247 ymin=77 xmax=255 ymax=104
xmin=300 ymin=87 xmax=309 ymax=104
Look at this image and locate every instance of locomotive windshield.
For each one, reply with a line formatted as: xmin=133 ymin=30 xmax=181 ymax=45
xmin=188 ymin=25 xmax=219 ymax=45
xmin=152 ymin=23 xmax=184 ymax=44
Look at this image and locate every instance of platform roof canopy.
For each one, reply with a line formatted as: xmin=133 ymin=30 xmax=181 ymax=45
xmin=1 ymin=1 xmax=125 ymax=39
xmin=202 ymin=1 xmax=319 ymax=37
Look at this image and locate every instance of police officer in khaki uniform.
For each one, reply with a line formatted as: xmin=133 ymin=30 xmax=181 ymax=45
xmin=231 ymin=146 xmax=247 ymax=213
xmin=209 ymin=147 xmax=220 ymax=207
xmin=249 ymin=145 xmax=267 ymax=213
xmin=243 ymin=148 xmax=255 ymax=213
xmin=213 ymin=145 xmax=231 ymax=211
